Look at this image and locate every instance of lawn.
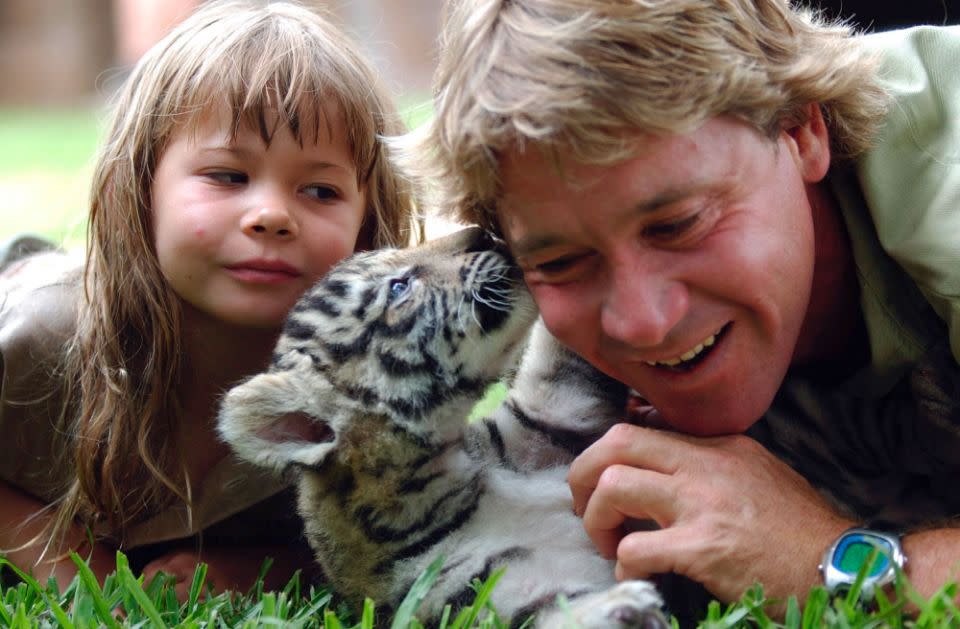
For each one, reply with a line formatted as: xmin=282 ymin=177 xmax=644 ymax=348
xmin=3 ymin=550 xmax=958 ymax=628
xmin=0 ymin=107 xmax=102 ymax=249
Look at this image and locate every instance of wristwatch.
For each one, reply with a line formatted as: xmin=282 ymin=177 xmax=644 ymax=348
xmin=820 ymin=527 xmax=905 ymax=597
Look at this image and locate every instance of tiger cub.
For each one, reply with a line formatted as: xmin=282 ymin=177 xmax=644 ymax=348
xmin=217 ymin=227 xmax=667 ymax=628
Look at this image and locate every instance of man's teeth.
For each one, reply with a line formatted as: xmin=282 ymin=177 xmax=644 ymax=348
xmin=645 ymin=332 xmax=718 ymax=367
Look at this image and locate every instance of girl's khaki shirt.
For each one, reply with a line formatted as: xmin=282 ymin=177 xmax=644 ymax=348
xmin=0 ymin=252 xmax=303 ymax=560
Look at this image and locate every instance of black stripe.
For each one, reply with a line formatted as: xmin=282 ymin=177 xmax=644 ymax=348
xmin=482 ymin=419 xmax=508 ymax=465
xmin=355 ymin=474 xmax=481 ymax=544
xmin=374 ymin=489 xmax=483 ymax=573
xmin=380 ymin=306 xmax=422 ymax=337
xmin=397 ymin=471 xmax=444 ymax=494
xmin=352 ymin=285 xmax=379 ymax=320
xmin=377 ymin=348 xmax=440 ymax=377
xmin=385 ymin=375 xmax=486 ymax=420
xmin=323 ymin=325 xmax=376 ymax=363
xmin=511 ymin=587 xmax=596 ymax=625
xmin=444 ymin=546 xmax=533 ymax=611
xmin=322 ymin=278 xmax=350 ymax=298
xmin=283 ymin=318 xmax=318 ymax=341
xmin=296 ymin=292 xmax=341 ymax=317
xmin=509 ymin=400 xmax=600 ymax=455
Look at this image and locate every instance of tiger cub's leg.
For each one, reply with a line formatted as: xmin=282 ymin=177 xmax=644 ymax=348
xmin=469 ymin=320 xmax=629 ymax=470
xmin=536 ymin=581 xmax=668 ymax=628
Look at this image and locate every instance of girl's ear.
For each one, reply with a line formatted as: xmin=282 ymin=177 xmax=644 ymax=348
xmin=217 ymin=366 xmax=341 ymax=473
xmin=783 ymin=103 xmax=831 ymax=183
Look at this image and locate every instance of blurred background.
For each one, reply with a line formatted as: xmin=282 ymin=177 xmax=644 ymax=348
xmin=0 ymin=0 xmax=954 ymax=250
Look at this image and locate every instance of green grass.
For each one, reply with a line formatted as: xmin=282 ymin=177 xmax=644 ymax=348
xmin=0 ymin=108 xmax=102 ymax=249
xmin=2 ymin=551 xmax=957 ymax=628
xmin=0 ymin=108 xmax=103 ymax=173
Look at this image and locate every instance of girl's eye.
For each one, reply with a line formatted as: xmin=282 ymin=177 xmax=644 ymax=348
xmin=388 ymin=278 xmax=410 ymax=301
xmin=642 ymin=213 xmax=701 ymax=242
xmin=304 ymin=185 xmax=340 ymax=201
xmin=204 ymin=171 xmax=247 ymax=185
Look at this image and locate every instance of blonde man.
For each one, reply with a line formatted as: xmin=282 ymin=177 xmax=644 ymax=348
xmin=410 ymin=0 xmax=960 ymax=612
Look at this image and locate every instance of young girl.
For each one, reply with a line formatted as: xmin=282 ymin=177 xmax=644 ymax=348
xmin=0 ymin=0 xmax=417 ymax=595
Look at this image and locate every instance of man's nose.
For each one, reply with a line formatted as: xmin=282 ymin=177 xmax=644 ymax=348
xmin=600 ymin=263 xmax=688 ymax=348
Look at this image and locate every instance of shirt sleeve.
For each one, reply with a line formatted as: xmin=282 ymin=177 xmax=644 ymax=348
xmin=857 ymin=26 xmax=960 ymax=363
xmin=0 ymin=253 xmax=81 ymax=502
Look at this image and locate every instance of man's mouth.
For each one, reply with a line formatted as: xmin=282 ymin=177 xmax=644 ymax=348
xmin=644 ymin=323 xmax=731 ymax=372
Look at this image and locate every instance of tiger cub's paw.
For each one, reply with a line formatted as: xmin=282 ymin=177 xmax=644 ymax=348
xmin=540 ymin=580 xmax=669 ymax=628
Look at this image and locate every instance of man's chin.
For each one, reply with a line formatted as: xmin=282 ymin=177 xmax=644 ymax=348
xmin=630 ymin=403 xmax=759 ymax=436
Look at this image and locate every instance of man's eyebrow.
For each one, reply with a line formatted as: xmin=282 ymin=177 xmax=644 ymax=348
xmin=633 ymin=181 xmax=718 ymax=213
xmin=509 ymin=183 xmax=715 ymax=258
xmin=509 ymin=233 xmax=562 ymax=259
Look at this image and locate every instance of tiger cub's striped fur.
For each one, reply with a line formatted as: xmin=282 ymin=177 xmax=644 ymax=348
xmin=218 ymin=227 xmax=667 ymax=628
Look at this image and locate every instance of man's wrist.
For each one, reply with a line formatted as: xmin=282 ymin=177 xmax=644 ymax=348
xmin=819 ymin=527 xmax=905 ymax=597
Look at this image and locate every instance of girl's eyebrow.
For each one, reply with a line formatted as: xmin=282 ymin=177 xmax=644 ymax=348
xmin=197 ymin=145 xmax=252 ymax=158
xmin=196 ymin=146 xmax=355 ymax=172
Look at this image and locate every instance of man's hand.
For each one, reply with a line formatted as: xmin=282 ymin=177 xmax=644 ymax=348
xmin=568 ymin=423 xmax=853 ymax=603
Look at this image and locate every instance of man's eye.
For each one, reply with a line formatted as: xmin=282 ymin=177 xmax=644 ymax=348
xmin=643 ymin=213 xmax=700 ymax=241
xmin=304 ymin=185 xmax=340 ymax=201
xmin=204 ymin=171 xmax=247 ymax=185
xmin=535 ymin=255 xmax=581 ymax=275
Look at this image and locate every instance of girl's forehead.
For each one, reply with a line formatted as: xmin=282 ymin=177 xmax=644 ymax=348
xmin=178 ymin=97 xmax=346 ymax=149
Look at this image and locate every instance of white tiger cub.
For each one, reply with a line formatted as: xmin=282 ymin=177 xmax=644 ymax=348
xmin=217 ymin=227 xmax=667 ymax=628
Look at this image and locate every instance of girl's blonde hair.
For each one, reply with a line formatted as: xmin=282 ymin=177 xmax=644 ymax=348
xmin=410 ymin=0 xmax=891 ymax=232
xmin=51 ymin=0 xmax=417 ymax=546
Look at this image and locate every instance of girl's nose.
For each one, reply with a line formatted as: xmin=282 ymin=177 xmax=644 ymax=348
xmin=241 ymin=206 xmax=299 ymax=239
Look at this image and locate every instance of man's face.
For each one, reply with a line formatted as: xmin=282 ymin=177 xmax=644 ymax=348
xmin=498 ymin=116 xmax=823 ymax=436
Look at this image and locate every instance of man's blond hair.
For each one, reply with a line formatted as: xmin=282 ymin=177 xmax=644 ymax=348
xmin=410 ymin=0 xmax=890 ymax=232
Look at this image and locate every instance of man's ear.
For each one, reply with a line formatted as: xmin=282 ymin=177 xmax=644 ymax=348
xmin=783 ymin=103 xmax=831 ymax=183
xmin=217 ymin=364 xmax=341 ymax=473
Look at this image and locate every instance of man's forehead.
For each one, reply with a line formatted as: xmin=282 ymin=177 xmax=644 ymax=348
xmin=499 ymin=118 xmax=758 ymax=199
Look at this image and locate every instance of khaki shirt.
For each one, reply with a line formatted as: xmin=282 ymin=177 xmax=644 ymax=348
xmin=750 ymin=26 xmax=960 ymax=530
xmin=0 ymin=253 xmax=307 ymax=569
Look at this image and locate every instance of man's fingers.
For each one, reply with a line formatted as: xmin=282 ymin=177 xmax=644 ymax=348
xmin=569 ymin=423 xmax=692 ymax=515
xmin=614 ymin=528 xmax=686 ymax=582
xmin=581 ymin=464 xmax=674 ymax=558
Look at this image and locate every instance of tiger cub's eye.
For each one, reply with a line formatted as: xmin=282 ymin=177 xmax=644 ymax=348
xmin=388 ymin=278 xmax=410 ymax=301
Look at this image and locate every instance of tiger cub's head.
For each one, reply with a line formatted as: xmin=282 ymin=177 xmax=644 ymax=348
xmin=218 ymin=227 xmax=537 ymax=472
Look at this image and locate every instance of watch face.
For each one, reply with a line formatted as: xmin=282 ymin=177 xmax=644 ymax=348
xmin=833 ymin=533 xmax=894 ymax=577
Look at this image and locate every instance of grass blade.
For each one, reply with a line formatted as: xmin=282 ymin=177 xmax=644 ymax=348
xmin=187 ymin=561 xmax=209 ymax=611
xmin=361 ymin=597 xmax=376 ymax=629
xmin=391 ymin=555 xmax=445 ymax=629
xmin=114 ymin=551 xmax=166 ymax=627
xmin=70 ymin=552 xmax=120 ymax=629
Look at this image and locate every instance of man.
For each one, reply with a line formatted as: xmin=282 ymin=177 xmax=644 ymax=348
xmin=410 ymin=0 xmax=960 ymax=610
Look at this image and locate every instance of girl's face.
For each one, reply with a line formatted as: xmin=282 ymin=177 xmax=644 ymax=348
xmin=151 ymin=105 xmax=367 ymax=329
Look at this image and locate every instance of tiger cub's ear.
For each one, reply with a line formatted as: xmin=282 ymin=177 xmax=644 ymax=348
xmin=218 ymin=361 xmax=342 ymax=473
